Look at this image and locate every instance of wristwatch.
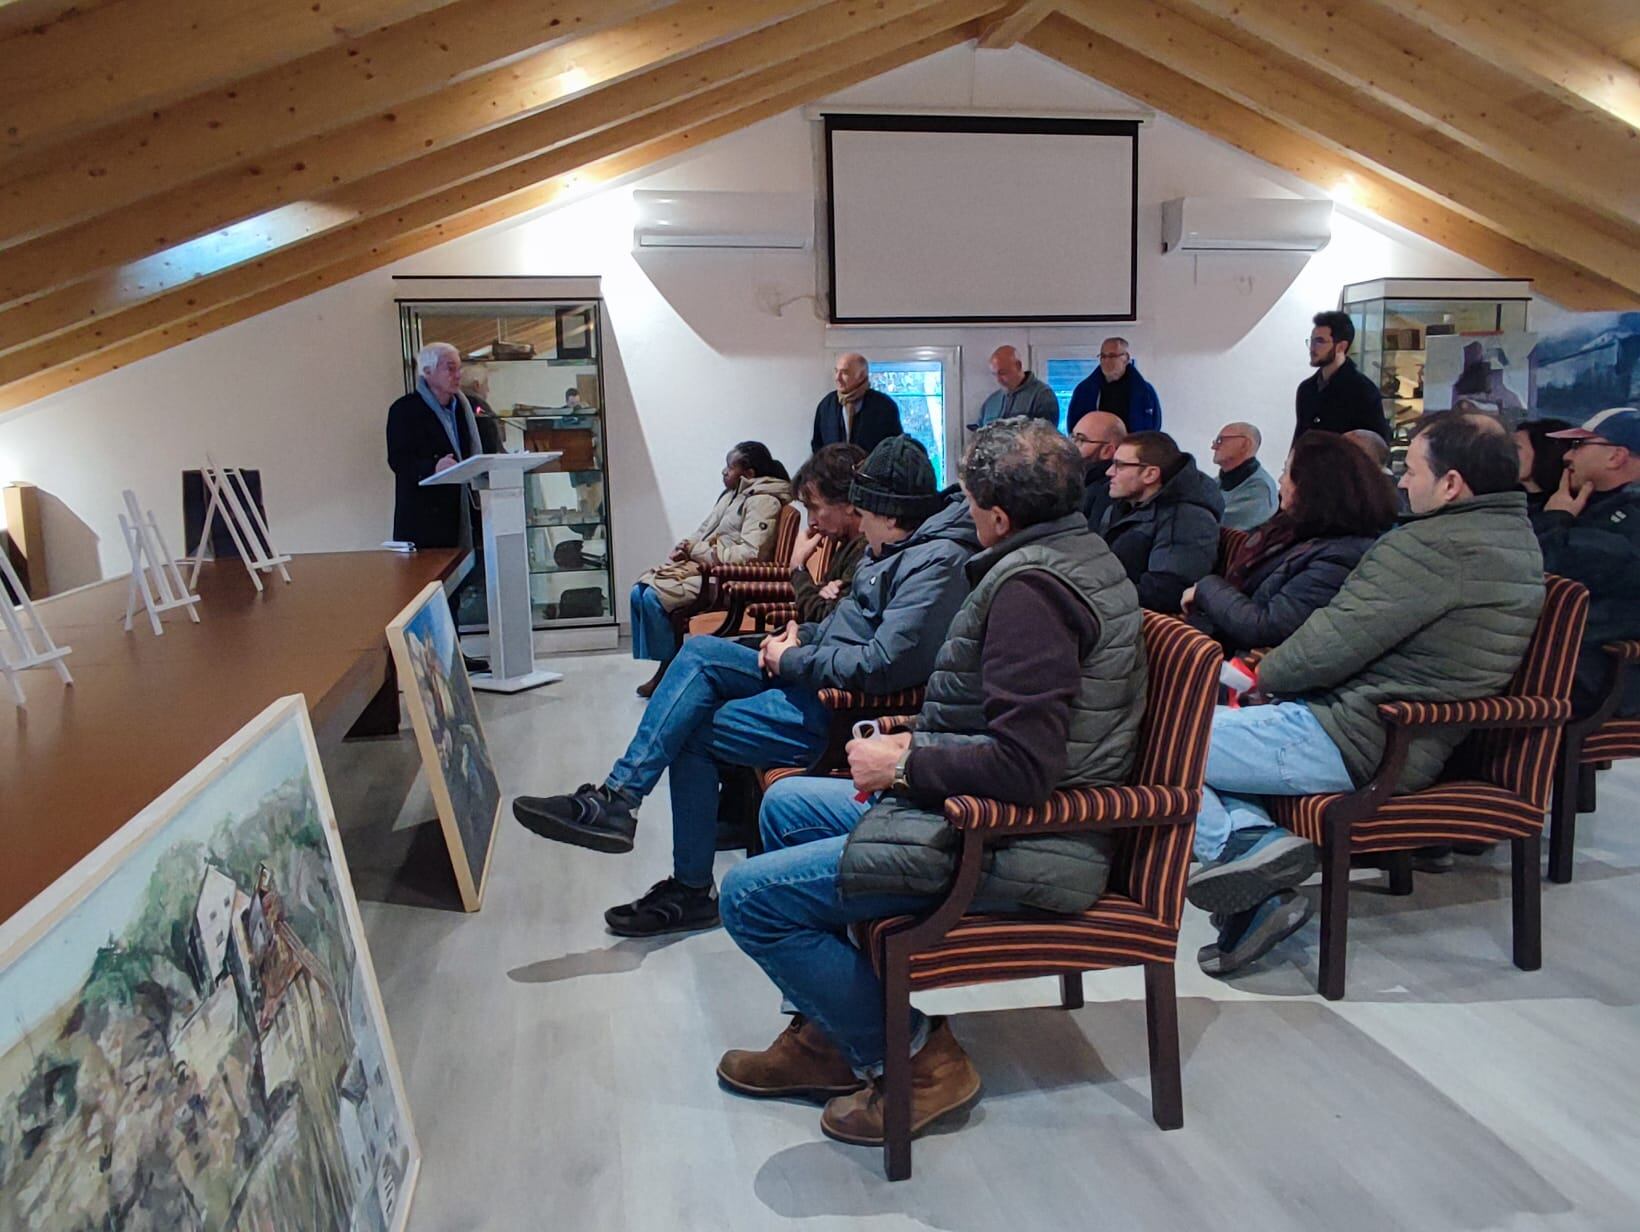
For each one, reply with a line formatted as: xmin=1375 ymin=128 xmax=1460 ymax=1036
xmin=891 ymin=748 xmax=913 ymax=793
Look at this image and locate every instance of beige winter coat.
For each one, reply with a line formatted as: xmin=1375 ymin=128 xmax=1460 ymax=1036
xmin=640 ymin=475 xmax=793 ymax=611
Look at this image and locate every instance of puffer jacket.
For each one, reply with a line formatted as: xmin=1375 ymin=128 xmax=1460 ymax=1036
xmin=1189 ymin=534 xmax=1377 ymax=654
xmin=1098 ymin=454 xmax=1224 ymax=613
xmin=1258 ymin=491 xmax=1545 ymax=790
xmin=839 ymin=515 xmax=1144 ymax=914
xmin=687 ymin=475 xmax=792 ymax=566
xmin=776 ymin=491 xmax=981 ymax=694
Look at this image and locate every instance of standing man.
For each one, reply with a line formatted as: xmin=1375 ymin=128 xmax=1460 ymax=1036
xmin=1070 ymin=410 xmax=1126 ymax=529
xmin=973 ymin=346 xmax=1060 ymax=429
xmin=1296 ymin=311 xmax=1390 ymax=441
xmin=1066 ymin=337 xmax=1162 ymax=432
xmin=387 ymin=341 xmax=484 ymax=549
xmin=1211 ymin=422 xmax=1279 ymax=531
xmin=812 ymin=353 xmax=902 ymax=455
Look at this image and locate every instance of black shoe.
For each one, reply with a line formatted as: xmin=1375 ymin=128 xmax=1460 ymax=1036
xmin=604 ymin=878 xmax=720 ymax=937
xmin=513 ymin=783 xmax=638 ymax=853
xmin=1200 ymin=891 xmax=1312 ymax=977
xmin=463 ymin=653 xmax=490 ymax=674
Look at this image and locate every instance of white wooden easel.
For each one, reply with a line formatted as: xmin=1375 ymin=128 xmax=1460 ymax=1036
xmin=120 ymin=489 xmax=201 ymax=635
xmin=0 ymin=548 xmax=72 ymax=705
xmin=185 ymin=457 xmax=291 ymax=592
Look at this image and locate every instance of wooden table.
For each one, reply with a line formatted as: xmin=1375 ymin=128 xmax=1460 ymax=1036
xmin=1 ymin=549 xmax=462 ymax=925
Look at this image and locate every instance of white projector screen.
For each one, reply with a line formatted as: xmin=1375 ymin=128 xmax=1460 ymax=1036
xmin=825 ymin=115 xmax=1138 ymax=324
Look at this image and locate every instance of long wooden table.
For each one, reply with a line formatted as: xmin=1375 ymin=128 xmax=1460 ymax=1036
xmin=1 ymin=549 xmax=462 ymax=925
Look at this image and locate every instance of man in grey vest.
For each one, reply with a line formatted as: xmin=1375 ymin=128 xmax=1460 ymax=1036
xmin=715 ymin=418 xmax=1146 ymax=1150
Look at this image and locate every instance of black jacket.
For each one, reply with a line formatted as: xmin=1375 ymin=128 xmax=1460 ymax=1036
xmin=1081 ymin=458 xmax=1114 ymax=530
xmin=812 ymin=388 xmax=902 ymax=455
xmin=1189 ymin=534 xmax=1376 ymax=654
xmin=1295 ymin=357 xmax=1390 ymax=441
xmin=1097 ymin=455 xmax=1224 ymax=613
xmin=387 ymin=391 xmax=474 ymax=548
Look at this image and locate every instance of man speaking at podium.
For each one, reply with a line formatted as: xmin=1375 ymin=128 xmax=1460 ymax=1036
xmin=387 ymin=341 xmax=485 ymax=550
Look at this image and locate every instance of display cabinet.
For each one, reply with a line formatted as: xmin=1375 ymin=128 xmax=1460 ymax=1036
xmin=397 ymin=290 xmax=614 ymax=636
xmin=1342 ymin=278 xmax=1532 ymax=465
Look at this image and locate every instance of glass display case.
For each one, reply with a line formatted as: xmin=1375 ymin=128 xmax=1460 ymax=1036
xmin=398 ymin=294 xmax=614 ymax=634
xmin=1342 ymin=278 xmax=1532 ymax=466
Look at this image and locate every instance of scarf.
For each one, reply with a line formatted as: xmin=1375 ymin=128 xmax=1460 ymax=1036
xmin=1224 ymin=512 xmax=1299 ymax=591
xmin=416 ymin=376 xmax=484 ymax=461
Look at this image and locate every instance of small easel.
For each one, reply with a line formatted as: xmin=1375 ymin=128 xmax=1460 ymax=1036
xmin=186 ymin=457 xmax=291 ymax=592
xmin=0 ymin=547 xmax=72 ymax=705
xmin=121 ymin=489 xmax=201 ymax=636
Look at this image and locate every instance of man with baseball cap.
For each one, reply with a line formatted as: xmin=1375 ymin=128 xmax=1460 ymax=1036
xmin=1536 ymin=408 xmax=1640 ymax=715
xmin=512 ymin=436 xmax=980 ymax=936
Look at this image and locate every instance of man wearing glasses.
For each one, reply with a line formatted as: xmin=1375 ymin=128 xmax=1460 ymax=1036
xmin=1295 ymin=311 xmax=1390 ymax=442
xmin=1066 ymin=337 xmax=1162 ymax=433
xmin=1535 ymin=408 xmax=1640 ymax=716
xmin=1211 ymin=422 xmax=1280 ymax=531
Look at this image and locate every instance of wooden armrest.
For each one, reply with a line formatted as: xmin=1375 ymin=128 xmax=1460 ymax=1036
xmin=712 ymin=561 xmax=790 ymax=582
xmin=1603 ymin=640 xmax=1640 ymax=664
xmin=721 ymin=579 xmax=797 ymax=602
xmin=817 ymin=686 xmax=926 ymax=714
xmin=875 ymin=715 xmax=917 ymax=735
xmin=746 ymin=602 xmax=798 ymax=630
xmin=942 ymin=785 xmax=1199 ymax=836
xmin=1376 ymin=696 xmax=1571 ymax=729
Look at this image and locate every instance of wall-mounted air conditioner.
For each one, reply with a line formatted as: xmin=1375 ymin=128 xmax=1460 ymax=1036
xmin=1160 ymin=197 xmax=1333 ymax=253
xmin=632 ymin=190 xmax=812 ymax=250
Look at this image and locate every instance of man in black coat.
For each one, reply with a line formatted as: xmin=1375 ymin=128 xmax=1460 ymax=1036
xmin=1295 ymin=310 xmax=1391 ymax=442
xmin=811 ymin=352 xmax=902 ymax=454
xmin=387 ymin=341 xmax=484 ymax=549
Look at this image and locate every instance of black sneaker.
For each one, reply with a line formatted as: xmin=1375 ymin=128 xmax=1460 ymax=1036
xmin=1200 ymin=891 xmax=1313 ymax=977
xmin=1187 ymin=829 xmax=1319 ymax=916
xmin=513 ymin=784 xmax=638 ymax=853
xmin=604 ymin=878 xmax=720 ymax=937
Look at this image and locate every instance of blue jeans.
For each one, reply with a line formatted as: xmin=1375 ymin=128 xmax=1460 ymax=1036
xmin=722 ymin=777 xmax=1010 ymax=1072
xmin=1193 ymin=702 xmax=1355 ymax=862
xmin=630 ymin=582 xmax=677 ymax=665
xmin=605 ymin=637 xmax=829 ymax=887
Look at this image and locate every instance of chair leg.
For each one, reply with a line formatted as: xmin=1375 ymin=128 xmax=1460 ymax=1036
xmin=1385 ymin=851 xmax=1414 ymax=896
xmin=1512 ymin=834 xmax=1543 ymax=972
xmin=1143 ymin=963 xmax=1183 ymax=1130
xmin=1548 ymin=745 xmax=1580 ymax=885
xmin=1318 ymin=831 xmax=1351 ymax=1001
xmin=1059 ymin=972 xmax=1084 ymax=1010
xmin=1576 ymin=763 xmax=1598 ymax=814
xmin=882 ymin=947 xmax=914 ymax=1182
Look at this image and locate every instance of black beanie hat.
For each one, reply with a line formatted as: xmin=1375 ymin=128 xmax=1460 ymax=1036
xmin=849 ymin=436 xmax=942 ymax=519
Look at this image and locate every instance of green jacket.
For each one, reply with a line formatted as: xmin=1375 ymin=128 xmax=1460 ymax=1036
xmin=839 ymin=515 xmax=1145 ymax=914
xmin=1258 ymin=491 xmax=1544 ymax=790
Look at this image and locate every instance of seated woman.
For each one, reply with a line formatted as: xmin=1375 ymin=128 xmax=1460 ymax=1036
xmin=1182 ymin=431 xmax=1397 ymax=656
xmin=631 ymin=442 xmax=791 ymax=694
xmin=1514 ymin=417 xmax=1574 ymax=515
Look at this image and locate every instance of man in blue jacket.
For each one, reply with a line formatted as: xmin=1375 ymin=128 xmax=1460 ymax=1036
xmin=512 ymin=437 xmax=981 ymax=936
xmin=1066 ymin=337 xmax=1162 ymax=432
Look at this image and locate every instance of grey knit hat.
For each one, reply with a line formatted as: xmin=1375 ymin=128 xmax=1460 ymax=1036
xmin=849 ymin=435 xmax=942 ymax=519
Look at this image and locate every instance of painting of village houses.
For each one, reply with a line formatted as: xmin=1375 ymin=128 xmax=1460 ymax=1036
xmin=0 ymin=698 xmax=418 ymax=1230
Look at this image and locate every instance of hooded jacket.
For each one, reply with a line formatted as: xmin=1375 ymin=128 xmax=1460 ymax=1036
xmin=1066 ymin=362 xmax=1163 ymax=432
xmin=687 ymin=475 xmax=792 ymax=566
xmin=776 ymin=491 xmax=981 ymax=694
xmin=1098 ymin=454 xmax=1224 ymax=613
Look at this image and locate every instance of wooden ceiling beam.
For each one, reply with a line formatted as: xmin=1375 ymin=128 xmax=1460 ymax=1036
xmin=977 ymin=0 xmax=1056 ymax=49
xmin=0 ymin=0 xmax=842 ymax=309
xmin=1057 ymin=0 xmax=1640 ymax=296
xmin=1175 ymin=0 xmax=1638 ymax=226
xmin=0 ymin=0 xmax=449 ymax=161
xmin=1026 ymin=13 xmax=1636 ymax=311
xmin=0 ymin=6 xmax=990 ymax=395
xmin=1370 ymin=0 xmax=1640 ymax=132
xmin=0 ymin=0 xmax=677 ymax=248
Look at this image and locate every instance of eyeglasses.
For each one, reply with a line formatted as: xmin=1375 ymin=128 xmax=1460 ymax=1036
xmin=1306 ymin=335 xmax=1333 ymax=348
xmin=1211 ymin=434 xmax=1249 ymax=447
xmin=1565 ymin=437 xmax=1615 ymax=450
xmin=1071 ymin=433 xmax=1096 ymax=446
xmin=1098 ymin=351 xmax=1128 ymax=361
xmin=1109 ymin=459 xmax=1149 ymax=470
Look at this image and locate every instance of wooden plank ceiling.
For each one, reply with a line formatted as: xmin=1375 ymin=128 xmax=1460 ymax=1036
xmin=0 ymin=0 xmax=1634 ymax=413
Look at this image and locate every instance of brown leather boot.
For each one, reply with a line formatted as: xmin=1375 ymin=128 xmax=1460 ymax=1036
xmin=717 ymin=1015 xmax=867 ymax=1102
xmin=819 ymin=1018 xmax=981 ymax=1146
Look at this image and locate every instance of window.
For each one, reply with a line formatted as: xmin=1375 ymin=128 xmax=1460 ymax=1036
xmin=1030 ymin=346 xmax=1102 ymax=429
xmin=831 ymin=347 xmax=963 ymax=485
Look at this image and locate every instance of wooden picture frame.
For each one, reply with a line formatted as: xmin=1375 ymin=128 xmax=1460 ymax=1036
xmin=0 ymin=696 xmax=420 ymax=1231
xmin=554 ymin=305 xmax=595 ymax=360
xmin=385 ymin=581 xmax=503 ymax=911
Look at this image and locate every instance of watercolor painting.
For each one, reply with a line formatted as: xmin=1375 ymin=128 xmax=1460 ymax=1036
xmin=0 ymin=697 xmax=418 ymax=1231
xmin=386 ymin=581 xmax=502 ymax=911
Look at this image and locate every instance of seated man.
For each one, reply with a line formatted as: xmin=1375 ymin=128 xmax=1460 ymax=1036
xmin=787 ymin=443 xmax=869 ymax=625
xmin=513 ymin=437 xmax=979 ymax=936
xmin=1069 ymin=409 xmax=1125 ymax=529
xmin=1533 ymin=408 xmax=1640 ymax=717
xmin=1211 ymin=421 xmax=1279 ymax=531
xmin=714 ymin=418 xmax=1145 ymax=1148
xmin=1096 ymin=430 xmax=1223 ymax=613
xmin=1185 ymin=411 xmax=1545 ymax=976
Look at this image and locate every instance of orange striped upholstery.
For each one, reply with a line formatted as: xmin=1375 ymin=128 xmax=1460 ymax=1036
xmin=1582 ymin=722 xmax=1640 ymax=761
xmin=713 ymin=561 xmax=792 ymax=582
xmin=771 ymin=503 xmax=801 ymax=568
xmin=1377 ymin=697 xmax=1572 ymax=727
xmin=865 ymin=613 xmax=1222 ymax=987
xmin=1216 ymin=526 xmax=1250 ymax=576
xmin=817 ymin=686 xmax=927 ymax=713
xmin=875 ymin=715 xmax=917 ymax=735
xmin=757 ymin=765 xmax=808 ymax=792
xmin=1605 ymin=639 xmax=1640 ymax=664
xmin=746 ymin=601 xmax=798 ymax=629
xmin=1272 ymin=782 xmax=1546 ymax=852
xmin=721 ymin=580 xmax=799 ymax=602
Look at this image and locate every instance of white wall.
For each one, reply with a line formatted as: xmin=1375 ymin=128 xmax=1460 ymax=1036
xmin=0 ymin=43 xmax=1500 ymax=613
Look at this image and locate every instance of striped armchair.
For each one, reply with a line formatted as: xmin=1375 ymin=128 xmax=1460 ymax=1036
xmin=1267 ymin=574 xmax=1588 ymax=1001
xmin=1549 ymin=638 xmax=1640 ymax=883
xmin=855 ymin=613 xmax=1221 ymax=1180
xmin=693 ymin=533 xmax=842 ymax=638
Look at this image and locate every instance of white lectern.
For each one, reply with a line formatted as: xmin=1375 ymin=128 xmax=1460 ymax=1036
xmin=421 ymin=452 xmax=563 ymax=693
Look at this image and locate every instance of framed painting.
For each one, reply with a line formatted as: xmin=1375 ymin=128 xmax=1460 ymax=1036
xmin=0 ymin=696 xmax=419 ymax=1231
xmin=385 ymin=581 xmax=503 ymax=912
